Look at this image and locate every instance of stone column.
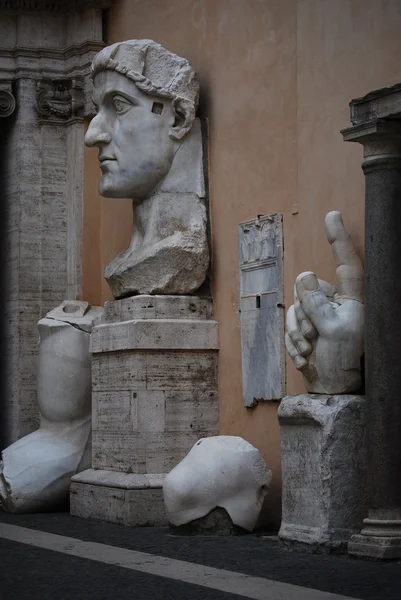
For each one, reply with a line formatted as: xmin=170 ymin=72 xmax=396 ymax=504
xmin=0 ymin=2 xmax=108 ymax=444
xmin=0 ymin=82 xmax=16 ymax=451
xmin=343 ymin=109 xmax=401 ymax=558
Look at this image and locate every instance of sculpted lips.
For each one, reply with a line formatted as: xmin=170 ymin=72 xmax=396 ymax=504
xmin=99 ymin=155 xmax=117 ymax=171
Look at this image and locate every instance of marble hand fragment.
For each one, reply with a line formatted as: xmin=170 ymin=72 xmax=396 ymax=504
xmin=285 ymin=211 xmax=364 ymax=394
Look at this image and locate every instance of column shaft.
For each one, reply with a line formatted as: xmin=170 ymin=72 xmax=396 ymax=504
xmin=364 ymin=157 xmax=401 ymax=510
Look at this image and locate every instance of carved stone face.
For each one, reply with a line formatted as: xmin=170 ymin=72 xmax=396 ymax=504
xmin=85 ymin=70 xmax=177 ymax=201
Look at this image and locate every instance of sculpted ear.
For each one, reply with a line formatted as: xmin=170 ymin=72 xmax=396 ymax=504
xmin=169 ymin=98 xmax=195 ymax=141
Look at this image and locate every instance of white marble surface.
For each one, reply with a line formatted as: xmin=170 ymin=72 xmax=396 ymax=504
xmin=163 ymin=436 xmax=272 ymax=532
xmin=285 ymin=211 xmax=364 ymax=394
xmin=86 ymin=40 xmax=209 ymax=298
xmin=0 ymin=302 xmax=102 ymax=513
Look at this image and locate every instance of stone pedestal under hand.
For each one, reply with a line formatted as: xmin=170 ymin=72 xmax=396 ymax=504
xmin=70 ymin=295 xmax=218 ymax=526
xmin=278 ymin=394 xmax=367 ymax=552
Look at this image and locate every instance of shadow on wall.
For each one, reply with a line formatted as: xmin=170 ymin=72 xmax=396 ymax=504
xmin=0 ymin=110 xmax=15 ymax=452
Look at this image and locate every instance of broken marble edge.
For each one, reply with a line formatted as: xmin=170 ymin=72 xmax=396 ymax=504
xmin=45 ymin=300 xmax=104 ymax=332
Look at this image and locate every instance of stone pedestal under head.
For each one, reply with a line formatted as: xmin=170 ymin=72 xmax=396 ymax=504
xmin=278 ymin=394 xmax=367 ymax=552
xmin=163 ymin=436 xmax=272 ymax=534
xmin=0 ymin=301 xmax=103 ymax=513
xmin=70 ymin=295 xmax=218 ymax=526
xmin=85 ymin=39 xmax=209 ymax=298
xmin=285 ymin=211 xmax=364 ymax=395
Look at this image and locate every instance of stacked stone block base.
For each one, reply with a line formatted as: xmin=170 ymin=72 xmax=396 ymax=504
xmin=70 ymin=471 xmax=166 ymax=526
xmin=70 ymin=295 xmax=218 ymax=526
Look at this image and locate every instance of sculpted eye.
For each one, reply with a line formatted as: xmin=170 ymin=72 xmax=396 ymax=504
xmin=113 ymin=95 xmax=133 ymax=115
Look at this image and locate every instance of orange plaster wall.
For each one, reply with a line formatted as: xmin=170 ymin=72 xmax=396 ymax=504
xmin=82 ymin=0 xmax=401 ymax=528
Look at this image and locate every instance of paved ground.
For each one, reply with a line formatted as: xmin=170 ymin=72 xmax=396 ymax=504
xmin=0 ymin=512 xmax=399 ymax=600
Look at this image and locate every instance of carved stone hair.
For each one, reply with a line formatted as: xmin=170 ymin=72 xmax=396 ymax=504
xmin=91 ymin=39 xmax=199 ymax=138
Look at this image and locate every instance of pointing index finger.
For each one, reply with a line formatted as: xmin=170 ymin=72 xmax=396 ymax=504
xmin=325 ymin=211 xmax=364 ymax=302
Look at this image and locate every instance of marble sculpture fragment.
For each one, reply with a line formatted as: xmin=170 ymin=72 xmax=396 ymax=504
xmin=285 ymin=211 xmax=364 ymax=394
xmin=85 ymin=39 xmax=209 ymax=298
xmin=0 ymin=301 xmax=102 ymax=513
xmin=163 ymin=436 xmax=272 ymax=532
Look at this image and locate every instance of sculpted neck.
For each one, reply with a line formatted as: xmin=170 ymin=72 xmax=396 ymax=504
xmin=128 ymin=117 xmax=205 ymax=251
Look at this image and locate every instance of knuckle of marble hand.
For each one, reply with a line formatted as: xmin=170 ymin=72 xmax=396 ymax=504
xmin=296 ymin=339 xmax=312 ymax=356
xmin=301 ymin=319 xmax=314 ymax=337
xmin=294 ymin=354 xmax=308 ymax=371
xmin=288 ymin=330 xmax=311 ymax=356
xmin=285 ymin=333 xmax=296 ymax=355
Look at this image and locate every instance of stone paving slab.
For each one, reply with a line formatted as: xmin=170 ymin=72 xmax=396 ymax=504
xmin=0 ymin=538 xmax=243 ymax=600
xmin=0 ymin=512 xmax=400 ymax=600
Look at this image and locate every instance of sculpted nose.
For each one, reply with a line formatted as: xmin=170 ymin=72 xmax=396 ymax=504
xmin=85 ymin=115 xmax=112 ymax=147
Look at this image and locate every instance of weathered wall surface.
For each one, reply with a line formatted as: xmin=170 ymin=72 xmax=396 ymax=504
xmin=0 ymin=4 xmax=105 ymax=446
xmin=82 ymin=0 xmax=401 ymax=527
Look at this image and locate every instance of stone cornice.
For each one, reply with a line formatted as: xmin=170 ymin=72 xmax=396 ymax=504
xmin=0 ymin=0 xmax=110 ymax=12
xmin=341 ymin=119 xmax=401 ymax=142
xmin=350 ymin=82 xmax=401 ymax=126
xmin=0 ymin=40 xmax=104 ymax=60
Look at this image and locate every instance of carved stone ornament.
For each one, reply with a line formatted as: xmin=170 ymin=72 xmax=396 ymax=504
xmin=240 ymin=214 xmax=282 ymax=264
xmin=0 ymin=88 xmax=16 ymax=118
xmin=36 ymin=78 xmax=84 ymax=121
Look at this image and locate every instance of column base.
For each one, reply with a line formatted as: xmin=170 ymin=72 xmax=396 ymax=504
xmin=348 ymin=534 xmax=401 ymax=559
xmin=348 ymin=510 xmax=401 ymax=559
xmin=70 ymin=469 xmax=167 ymax=526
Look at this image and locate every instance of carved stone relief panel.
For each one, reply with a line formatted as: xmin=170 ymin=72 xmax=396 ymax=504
xmin=239 ymin=214 xmax=285 ymax=407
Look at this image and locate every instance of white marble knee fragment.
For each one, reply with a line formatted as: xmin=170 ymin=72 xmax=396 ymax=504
xmin=0 ymin=301 xmax=103 ymax=513
xmin=163 ymin=435 xmax=272 ymax=532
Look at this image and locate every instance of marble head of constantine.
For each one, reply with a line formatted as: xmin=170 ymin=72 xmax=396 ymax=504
xmin=85 ymin=40 xmax=208 ymax=298
xmin=85 ymin=39 xmax=200 ymax=201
